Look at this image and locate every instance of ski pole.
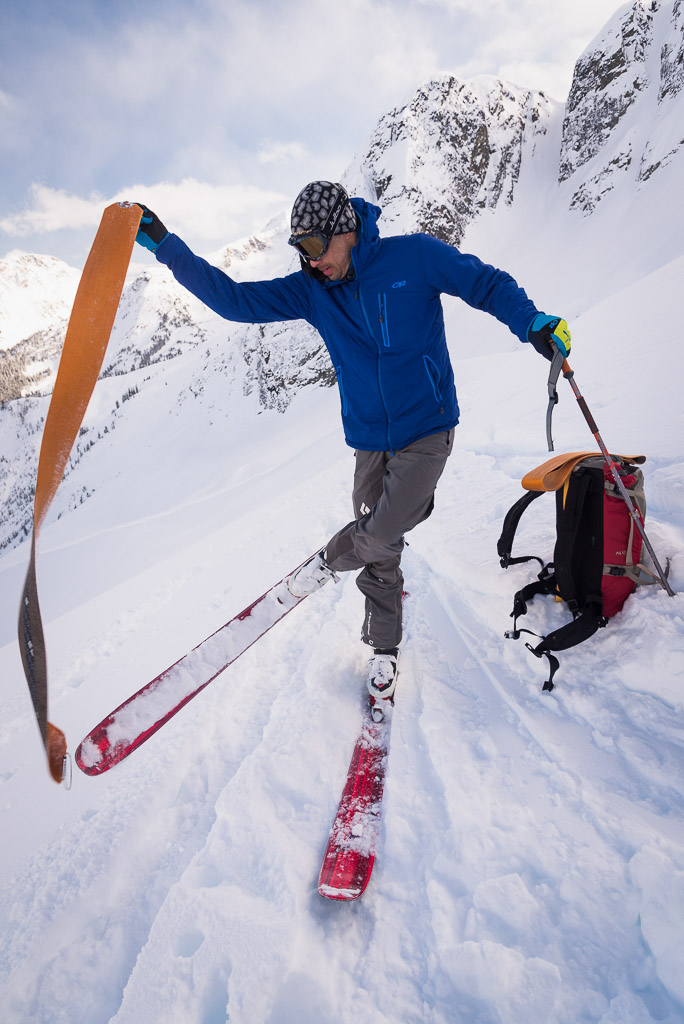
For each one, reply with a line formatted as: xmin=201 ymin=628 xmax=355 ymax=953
xmin=561 ymin=358 xmax=675 ymax=597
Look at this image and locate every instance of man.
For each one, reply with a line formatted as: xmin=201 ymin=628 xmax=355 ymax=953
xmin=134 ymin=182 xmax=570 ymax=714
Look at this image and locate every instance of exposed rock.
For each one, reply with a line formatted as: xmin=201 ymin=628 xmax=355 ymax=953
xmin=560 ymin=1 xmax=684 ymax=211
xmin=350 ymin=75 xmax=554 ymax=246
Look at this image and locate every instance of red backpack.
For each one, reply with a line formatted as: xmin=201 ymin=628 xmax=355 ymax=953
xmin=497 ymin=451 xmax=655 ymax=690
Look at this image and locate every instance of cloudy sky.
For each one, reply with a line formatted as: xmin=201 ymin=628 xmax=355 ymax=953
xmin=1 ymin=0 xmax=625 ymax=265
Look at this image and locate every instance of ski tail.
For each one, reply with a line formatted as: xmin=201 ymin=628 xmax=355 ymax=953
xmin=17 ymin=202 xmax=142 ymax=783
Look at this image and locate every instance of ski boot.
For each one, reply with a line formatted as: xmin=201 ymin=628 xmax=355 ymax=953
xmin=368 ymin=647 xmax=399 ymax=722
xmin=288 ymin=549 xmax=339 ymax=598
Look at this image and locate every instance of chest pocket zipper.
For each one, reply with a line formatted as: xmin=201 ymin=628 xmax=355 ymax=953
xmin=378 ymin=293 xmax=390 ymax=347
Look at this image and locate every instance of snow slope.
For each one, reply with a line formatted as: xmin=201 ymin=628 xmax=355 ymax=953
xmin=1 ymin=253 xmax=683 ymax=1023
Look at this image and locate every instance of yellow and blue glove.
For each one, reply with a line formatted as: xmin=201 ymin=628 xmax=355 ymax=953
xmin=527 ymin=314 xmax=571 ymax=361
xmin=135 ymin=204 xmax=169 ymax=252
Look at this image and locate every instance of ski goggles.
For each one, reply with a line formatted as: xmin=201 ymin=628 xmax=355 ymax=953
xmin=288 ymin=191 xmax=349 ymax=262
xmin=288 ymin=230 xmax=332 ymax=262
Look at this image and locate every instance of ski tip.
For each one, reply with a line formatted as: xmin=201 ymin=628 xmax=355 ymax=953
xmin=74 ymin=726 xmax=116 ymax=776
xmin=75 ymin=743 xmax=95 ymax=776
xmin=75 ymin=742 xmax=109 ymax=776
xmin=318 ymin=882 xmax=366 ymax=901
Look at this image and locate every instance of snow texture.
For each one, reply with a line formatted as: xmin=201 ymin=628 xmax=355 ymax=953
xmin=1 ymin=3 xmax=684 ymax=1021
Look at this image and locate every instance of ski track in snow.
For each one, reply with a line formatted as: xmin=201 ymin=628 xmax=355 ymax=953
xmin=1 ymin=506 xmax=683 ymax=1023
xmin=1 ymin=367 xmax=683 ymax=1023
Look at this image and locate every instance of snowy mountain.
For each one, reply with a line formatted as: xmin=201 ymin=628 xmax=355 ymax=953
xmin=344 ymin=75 xmax=556 ymax=245
xmin=560 ymin=0 xmax=684 ymax=210
xmin=0 ymin=251 xmax=79 ymax=403
xmin=1 ymin=2 xmax=684 ymax=1022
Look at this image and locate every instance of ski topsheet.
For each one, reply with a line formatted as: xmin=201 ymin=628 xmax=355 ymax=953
xmin=78 ymin=550 xmax=396 ymax=898
xmin=76 ymin=571 xmax=306 ymax=776
xmin=318 ymin=698 xmax=394 ymax=900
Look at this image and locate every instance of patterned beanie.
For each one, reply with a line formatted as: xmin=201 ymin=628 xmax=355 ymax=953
xmin=290 ymin=181 xmax=357 ymax=237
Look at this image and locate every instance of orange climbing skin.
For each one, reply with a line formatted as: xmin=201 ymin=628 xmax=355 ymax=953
xmin=34 ymin=202 xmax=142 ymax=529
xmin=20 ymin=202 xmax=142 ymax=782
xmin=522 ymin=451 xmax=645 ymax=493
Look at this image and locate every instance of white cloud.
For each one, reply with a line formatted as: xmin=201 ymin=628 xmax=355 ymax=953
xmin=257 ymin=141 xmax=309 ymax=166
xmin=0 ymin=0 xmax=631 ymax=263
xmin=415 ymin=0 xmax=625 ymax=97
xmin=122 ymin=179 xmax=290 ymax=242
xmin=0 ymin=180 xmax=290 ymax=247
xmin=0 ymin=185 xmax=107 ymax=236
xmin=495 ymin=59 xmax=573 ymax=102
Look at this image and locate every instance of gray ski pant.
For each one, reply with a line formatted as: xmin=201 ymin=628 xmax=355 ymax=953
xmin=324 ymin=429 xmax=454 ymax=649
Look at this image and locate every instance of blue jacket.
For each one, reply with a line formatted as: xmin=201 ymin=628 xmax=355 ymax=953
xmin=156 ymin=197 xmax=541 ymax=452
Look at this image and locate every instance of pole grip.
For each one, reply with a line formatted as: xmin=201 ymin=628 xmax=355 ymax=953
xmin=577 ymin=395 xmax=599 ymax=435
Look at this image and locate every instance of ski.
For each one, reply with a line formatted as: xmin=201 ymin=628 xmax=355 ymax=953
xmin=317 ymin=695 xmax=394 ymax=901
xmin=76 ymin=565 xmax=309 ymax=776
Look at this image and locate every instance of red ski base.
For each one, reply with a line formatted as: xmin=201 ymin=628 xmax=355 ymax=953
xmin=317 ymin=699 xmax=393 ymax=901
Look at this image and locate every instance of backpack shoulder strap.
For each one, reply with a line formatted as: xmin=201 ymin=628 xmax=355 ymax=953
xmin=526 ymin=604 xmax=606 ymax=691
xmin=497 ymin=489 xmax=546 ymax=569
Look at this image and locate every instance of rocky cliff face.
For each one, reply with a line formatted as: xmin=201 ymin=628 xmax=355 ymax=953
xmin=560 ymin=0 xmax=684 ymax=212
xmin=0 ymin=252 xmax=78 ymax=402
xmin=346 ymin=75 xmax=555 ymax=246
xmin=641 ymin=0 xmax=684 ymax=179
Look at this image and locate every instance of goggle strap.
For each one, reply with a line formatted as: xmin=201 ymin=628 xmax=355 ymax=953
xmin=321 ymin=191 xmax=348 ymax=237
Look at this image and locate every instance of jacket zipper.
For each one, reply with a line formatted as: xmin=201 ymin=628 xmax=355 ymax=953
xmin=356 ymin=286 xmax=393 ymax=450
xmin=378 ymin=293 xmax=390 ymax=348
xmin=423 ymin=354 xmax=444 ymax=403
xmin=335 ymin=366 xmax=347 ymax=415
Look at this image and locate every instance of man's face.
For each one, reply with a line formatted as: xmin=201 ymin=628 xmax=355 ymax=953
xmin=310 ymin=231 xmax=357 ymax=281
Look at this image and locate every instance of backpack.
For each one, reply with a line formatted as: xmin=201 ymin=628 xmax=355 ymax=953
xmin=497 ymin=451 xmax=656 ymax=691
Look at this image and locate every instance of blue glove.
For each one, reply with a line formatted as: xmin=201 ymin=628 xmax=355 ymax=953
xmin=527 ymin=314 xmax=571 ymax=361
xmin=135 ymin=204 xmax=169 ymax=252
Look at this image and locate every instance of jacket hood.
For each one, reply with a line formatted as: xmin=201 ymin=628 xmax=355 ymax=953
xmin=349 ymin=196 xmax=382 ymax=274
xmin=350 ymin=196 xmax=382 ymax=241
